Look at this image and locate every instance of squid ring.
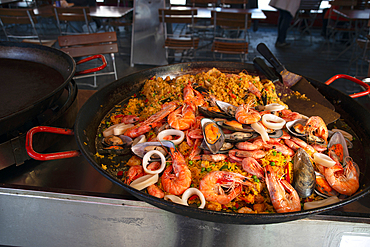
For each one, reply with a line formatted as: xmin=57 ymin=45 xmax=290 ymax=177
xmin=130 ymin=174 xmax=159 ymax=191
xmin=142 ymin=150 xmax=166 ymax=174
xmin=164 ymin=195 xmax=188 ymax=205
xmin=262 ymin=114 xmax=286 ymax=130
xmin=182 ymin=188 xmax=206 ymax=209
xmin=264 ymin=103 xmax=286 ymax=112
xmin=158 ymin=129 xmax=185 ymax=145
xmin=313 ymin=153 xmax=336 ymax=168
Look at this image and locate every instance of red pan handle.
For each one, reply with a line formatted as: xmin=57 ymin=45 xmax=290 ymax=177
xmin=325 ymin=74 xmax=370 ymax=98
xmin=74 ymin=54 xmax=107 ymax=75
xmin=26 ymin=126 xmax=80 ymax=161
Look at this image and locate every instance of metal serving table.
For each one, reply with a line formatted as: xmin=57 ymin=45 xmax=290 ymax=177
xmin=1 ymin=132 xmax=370 ymax=247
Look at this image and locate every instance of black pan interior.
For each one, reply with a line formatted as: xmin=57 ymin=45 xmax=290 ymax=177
xmin=74 ymin=61 xmax=370 ymax=225
xmin=0 ymin=42 xmax=76 ymax=137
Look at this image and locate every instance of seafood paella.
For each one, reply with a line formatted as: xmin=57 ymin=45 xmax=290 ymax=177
xmin=95 ymin=68 xmax=360 ymax=214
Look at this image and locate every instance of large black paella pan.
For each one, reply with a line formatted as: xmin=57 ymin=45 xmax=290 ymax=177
xmin=56 ymin=62 xmax=370 ymax=224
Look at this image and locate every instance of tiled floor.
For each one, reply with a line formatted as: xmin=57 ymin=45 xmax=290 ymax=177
xmin=2 ymin=17 xmax=370 ymax=109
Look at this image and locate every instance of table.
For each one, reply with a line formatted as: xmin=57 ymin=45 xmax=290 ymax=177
xmin=33 ymin=5 xmax=133 ymax=19
xmin=331 ymin=8 xmax=370 ymax=60
xmin=0 ymin=0 xmax=21 ymax=6
xmin=166 ymin=6 xmax=267 ymax=20
xmin=89 ymin=6 xmax=133 ymax=19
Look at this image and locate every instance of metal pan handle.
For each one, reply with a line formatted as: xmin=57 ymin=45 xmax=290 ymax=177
xmin=256 ymin=43 xmax=285 ymax=73
xmin=325 ymin=74 xmax=370 ymax=98
xmin=74 ymin=54 xmax=107 ymax=76
xmin=26 ymin=126 xmax=80 ymax=161
xmin=253 ymin=57 xmax=280 ymax=83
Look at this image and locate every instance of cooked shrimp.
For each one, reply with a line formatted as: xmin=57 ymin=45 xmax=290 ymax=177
xmin=263 ymin=143 xmax=295 ymax=157
xmin=161 ymin=148 xmax=192 ymax=195
xmin=284 ymin=139 xmax=300 ymax=152
xmin=183 ymin=82 xmax=205 ymax=107
xmin=147 ymin=184 xmax=165 ymax=198
xmin=324 ymin=152 xmax=360 ymax=196
xmin=125 ymin=101 xmax=178 ymax=138
xmin=193 ymin=153 xmax=228 ymax=162
xmin=242 ymin=157 xmax=264 ymax=179
xmin=229 ymin=149 xmax=266 ymax=160
xmin=199 ymin=171 xmax=254 ymax=204
xmin=235 ymin=103 xmax=261 ymax=124
xmin=279 ymin=109 xmax=303 ymax=122
xmin=168 ymin=103 xmax=196 ymax=130
xmin=189 ymin=138 xmax=202 ymax=160
xmin=265 ymin=165 xmax=301 ymax=213
xmin=125 ymin=165 xmax=144 ymax=185
xmin=236 ymin=141 xmax=260 ymax=151
xmin=304 ymin=116 xmax=328 ymax=144
xmin=290 ymin=137 xmax=316 ymax=154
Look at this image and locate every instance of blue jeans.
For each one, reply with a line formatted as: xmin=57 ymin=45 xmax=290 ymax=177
xmin=276 ymin=9 xmax=293 ymax=43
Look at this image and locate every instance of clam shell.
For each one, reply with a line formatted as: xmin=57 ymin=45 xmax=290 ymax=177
xmin=201 ymin=118 xmax=225 ymax=154
xmin=293 ymin=148 xmax=316 ymax=198
xmin=131 ymin=141 xmax=175 ymax=158
xmin=102 ymin=135 xmax=132 ymax=147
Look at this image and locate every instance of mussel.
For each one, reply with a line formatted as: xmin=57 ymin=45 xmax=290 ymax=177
xmin=216 ymin=120 xmax=254 ymax=133
xmin=102 ymin=135 xmax=133 ymax=147
xmin=293 ymin=148 xmax=316 ymax=198
xmin=224 ymin=131 xmax=257 ymax=142
xmin=131 ymin=141 xmax=175 ymax=160
xmin=314 ymin=172 xmax=339 ymax=198
xmin=200 ymin=140 xmax=233 ymax=153
xmin=215 ymin=100 xmax=237 ymax=117
xmin=201 ymin=118 xmax=225 ymax=154
xmin=286 ymin=119 xmax=326 ymax=145
xmin=327 ymin=132 xmax=349 ymax=161
xmin=198 ymin=106 xmax=231 ymax=119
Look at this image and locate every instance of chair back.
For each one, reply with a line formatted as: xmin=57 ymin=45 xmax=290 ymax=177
xmin=298 ymin=0 xmax=322 ymax=11
xmin=54 ymin=6 xmax=91 ymax=22
xmin=0 ymin=8 xmax=38 ymax=25
xmin=158 ymin=8 xmax=198 ymax=24
xmin=58 ymin=32 xmax=118 ymax=57
xmin=0 ymin=8 xmax=42 ymax=44
xmin=212 ymin=10 xmax=251 ymax=31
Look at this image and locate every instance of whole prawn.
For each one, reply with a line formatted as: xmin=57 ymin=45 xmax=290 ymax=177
xmin=125 ymin=101 xmax=178 ymax=138
xmin=199 ymin=171 xmax=254 ymax=204
xmin=324 ymin=150 xmax=359 ymax=196
xmin=304 ymin=116 xmax=328 ymax=144
xmin=161 ymin=148 xmax=192 ymax=195
xmin=235 ymin=103 xmax=261 ymax=124
xmin=265 ymin=165 xmax=301 ymax=213
xmin=242 ymin=157 xmax=264 ymax=179
xmin=167 ymin=103 xmax=196 ymax=130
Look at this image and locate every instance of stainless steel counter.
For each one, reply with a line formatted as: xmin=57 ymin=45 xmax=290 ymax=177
xmin=1 ymin=134 xmax=370 ymax=247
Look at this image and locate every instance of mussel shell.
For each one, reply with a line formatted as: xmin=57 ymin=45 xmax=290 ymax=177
xmin=201 ymin=118 xmax=225 ymax=154
xmin=328 ymin=132 xmax=349 ymax=161
xmin=224 ymin=131 xmax=257 ymax=142
xmin=131 ymin=141 xmax=175 ymax=160
xmin=102 ymin=135 xmax=133 ymax=147
xmin=200 ymin=140 xmax=234 ymax=153
xmin=268 ymin=129 xmax=283 ymax=138
xmin=328 ymin=130 xmax=353 ymax=149
xmin=216 ymin=120 xmax=254 ymax=133
xmin=286 ymin=119 xmax=308 ymax=137
xmin=293 ymin=148 xmax=316 ymax=198
xmin=198 ymin=106 xmax=230 ymax=119
xmin=215 ymin=100 xmax=237 ymax=117
xmin=98 ymin=146 xmax=131 ymax=155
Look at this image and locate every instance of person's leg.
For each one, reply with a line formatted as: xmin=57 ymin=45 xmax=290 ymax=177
xmin=276 ymin=9 xmax=293 ymax=46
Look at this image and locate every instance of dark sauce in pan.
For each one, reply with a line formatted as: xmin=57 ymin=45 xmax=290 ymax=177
xmin=0 ymin=58 xmax=65 ymax=119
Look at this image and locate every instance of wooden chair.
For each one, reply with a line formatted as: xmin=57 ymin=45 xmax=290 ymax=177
xmin=158 ymin=8 xmax=199 ymax=62
xmin=54 ymin=6 xmax=93 ymax=35
xmin=290 ymin=0 xmax=323 ymax=42
xmin=211 ymin=10 xmax=251 ymax=62
xmin=58 ymin=32 xmax=119 ymax=88
xmin=0 ymin=8 xmax=42 ymax=44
